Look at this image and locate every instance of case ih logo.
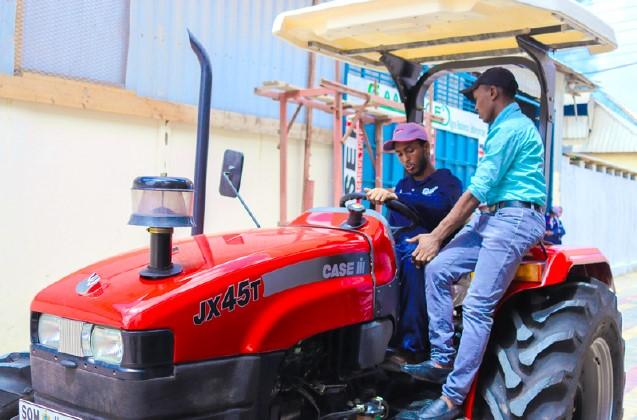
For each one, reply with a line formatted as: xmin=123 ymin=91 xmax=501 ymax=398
xmin=262 ymin=253 xmax=371 ymax=297
xmin=322 ymin=259 xmax=367 ymax=279
xmin=193 ymin=278 xmax=262 ymax=326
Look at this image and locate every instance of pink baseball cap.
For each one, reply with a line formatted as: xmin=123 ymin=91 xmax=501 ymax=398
xmin=383 ymin=122 xmax=428 ymax=152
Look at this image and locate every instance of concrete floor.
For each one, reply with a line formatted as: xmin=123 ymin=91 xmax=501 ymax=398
xmin=616 ymin=270 xmax=637 ymax=419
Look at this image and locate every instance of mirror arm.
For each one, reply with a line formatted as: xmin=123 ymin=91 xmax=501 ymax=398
xmin=222 ymin=172 xmax=261 ymax=228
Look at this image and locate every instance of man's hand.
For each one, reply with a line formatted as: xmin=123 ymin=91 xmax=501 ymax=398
xmin=364 ymin=188 xmax=397 ymax=205
xmin=407 ymin=233 xmax=442 ymax=267
xmin=406 ymin=191 xmax=479 ymax=267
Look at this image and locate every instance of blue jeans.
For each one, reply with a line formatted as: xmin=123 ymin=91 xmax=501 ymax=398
xmin=425 ymin=207 xmax=545 ymax=405
xmin=393 ymin=229 xmax=428 ymax=353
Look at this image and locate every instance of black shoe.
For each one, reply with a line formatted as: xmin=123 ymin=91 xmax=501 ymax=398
xmin=406 ymin=399 xmax=434 ymax=410
xmin=400 ymin=361 xmax=452 ymax=383
xmin=394 ymin=408 xmax=423 ymax=420
xmin=418 ymin=398 xmax=462 ymax=419
xmin=395 ymin=398 xmax=461 ymax=420
xmin=380 ymin=349 xmax=426 ymax=372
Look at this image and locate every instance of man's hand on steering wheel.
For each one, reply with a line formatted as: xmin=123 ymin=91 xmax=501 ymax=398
xmin=339 ymin=191 xmax=428 ymax=242
xmin=364 ymin=187 xmax=397 ymax=205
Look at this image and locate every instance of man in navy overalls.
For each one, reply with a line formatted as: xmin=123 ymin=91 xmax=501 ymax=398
xmin=365 ymin=122 xmax=462 ymax=365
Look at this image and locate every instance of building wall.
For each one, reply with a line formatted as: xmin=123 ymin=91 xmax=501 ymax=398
xmin=586 ymin=153 xmax=637 ymax=172
xmin=564 ymin=97 xmax=637 ymax=154
xmin=560 ymin=157 xmax=637 ymax=276
xmin=1 ymin=0 xmax=336 ymax=126
xmin=0 ymin=0 xmax=16 ymax=75
xmin=0 ymin=98 xmax=333 ymax=354
xmin=126 ymin=0 xmax=335 ymax=127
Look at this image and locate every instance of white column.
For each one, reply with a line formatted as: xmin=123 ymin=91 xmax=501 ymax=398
xmin=552 ymin=72 xmax=566 ymax=206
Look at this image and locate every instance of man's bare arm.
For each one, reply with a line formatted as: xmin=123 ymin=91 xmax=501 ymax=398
xmin=430 ymin=191 xmax=479 ymax=242
xmin=408 ymin=191 xmax=480 ymax=264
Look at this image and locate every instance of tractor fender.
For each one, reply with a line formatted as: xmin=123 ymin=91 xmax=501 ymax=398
xmin=503 ymin=246 xmax=613 ymax=303
xmin=541 ymin=246 xmax=613 ymax=288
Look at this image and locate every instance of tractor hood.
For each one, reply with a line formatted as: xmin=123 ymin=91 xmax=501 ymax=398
xmin=32 ymin=225 xmax=370 ymax=329
xmin=31 ymin=209 xmax=396 ymax=361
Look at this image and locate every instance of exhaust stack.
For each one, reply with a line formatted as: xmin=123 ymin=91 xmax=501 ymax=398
xmin=188 ymin=30 xmax=213 ymax=236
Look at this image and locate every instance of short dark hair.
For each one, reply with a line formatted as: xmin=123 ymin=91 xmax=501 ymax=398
xmin=498 ymin=85 xmax=517 ymax=100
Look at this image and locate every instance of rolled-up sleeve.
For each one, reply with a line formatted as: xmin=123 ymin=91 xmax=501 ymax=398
xmin=467 ymin=125 xmax=518 ymax=203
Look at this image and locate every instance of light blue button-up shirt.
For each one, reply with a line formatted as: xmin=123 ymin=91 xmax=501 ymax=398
xmin=467 ymin=102 xmax=547 ymax=206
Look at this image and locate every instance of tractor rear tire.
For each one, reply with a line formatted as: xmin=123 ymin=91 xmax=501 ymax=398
xmin=474 ymin=278 xmax=624 ymax=419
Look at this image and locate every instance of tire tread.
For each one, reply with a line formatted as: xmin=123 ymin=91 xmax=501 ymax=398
xmin=475 ymin=279 xmax=624 ymax=419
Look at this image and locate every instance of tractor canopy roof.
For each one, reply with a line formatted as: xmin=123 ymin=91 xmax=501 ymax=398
xmin=273 ymin=0 xmax=616 ymax=68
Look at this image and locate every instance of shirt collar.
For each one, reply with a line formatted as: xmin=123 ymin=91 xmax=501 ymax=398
xmin=490 ymin=102 xmax=520 ymax=130
xmin=408 ymin=169 xmax=440 ymax=185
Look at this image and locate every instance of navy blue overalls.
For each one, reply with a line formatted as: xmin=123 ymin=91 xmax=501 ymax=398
xmin=388 ymin=168 xmax=462 ymax=353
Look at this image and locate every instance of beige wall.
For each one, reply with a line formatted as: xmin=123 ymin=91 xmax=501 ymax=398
xmin=586 ymin=153 xmax=637 ymax=172
xmin=0 ymin=98 xmax=333 ymax=354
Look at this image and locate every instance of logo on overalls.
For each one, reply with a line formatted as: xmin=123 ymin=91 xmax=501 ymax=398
xmin=422 ymin=186 xmax=439 ymax=196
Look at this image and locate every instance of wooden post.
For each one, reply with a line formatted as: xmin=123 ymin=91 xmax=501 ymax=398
xmin=333 ymin=62 xmax=343 ymax=206
xmin=302 ymin=47 xmax=316 ymax=211
xmin=375 ymin=121 xmax=384 ymax=189
xmin=279 ymin=94 xmax=288 ymax=226
xmin=426 ymin=88 xmax=436 ymax=165
xmin=355 ymin=117 xmax=364 ymax=192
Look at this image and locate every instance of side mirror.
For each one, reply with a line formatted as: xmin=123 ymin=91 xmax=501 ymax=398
xmin=219 ymin=149 xmax=244 ymax=198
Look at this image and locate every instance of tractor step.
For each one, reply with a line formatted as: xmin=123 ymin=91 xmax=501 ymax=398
xmin=0 ymin=352 xmax=32 ymax=418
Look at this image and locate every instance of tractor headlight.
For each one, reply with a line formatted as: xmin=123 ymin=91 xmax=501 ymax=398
xmin=81 ymin=322 xmax=93 ymax=357
xmin=32 ymin=313 xmax=173 ymax=371
xmin=91 ymin=326 xmax=123 ymax=365
xmin=37 ymin=314 xmax=61 ymax=350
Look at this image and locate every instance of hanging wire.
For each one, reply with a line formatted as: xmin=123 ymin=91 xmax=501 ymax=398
xmin=583 ymin=61 xmax=637 ymax=74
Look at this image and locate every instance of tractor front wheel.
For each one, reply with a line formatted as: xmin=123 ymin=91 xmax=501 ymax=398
xmin=475 ymin=278 xmax=624 ymax=419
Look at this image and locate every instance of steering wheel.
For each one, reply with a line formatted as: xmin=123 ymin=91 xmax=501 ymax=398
xmin=339 ymin=192 xmax=424 ymax=236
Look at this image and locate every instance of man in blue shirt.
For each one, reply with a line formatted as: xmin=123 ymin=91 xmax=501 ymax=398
xmin=397 ymin=68 xmax=547 ymax=420
xmin=545 ymin=205 xmax=566 ymax=244
xmin=365 ymin=122 xmax=462 ymax=366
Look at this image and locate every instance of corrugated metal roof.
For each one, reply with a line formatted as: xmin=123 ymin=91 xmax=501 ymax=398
xmin=593 ymin=91 xmax=637 ymax=128
xmin=126 ymin=0 xmax=335 ymax=127
xmin=566 ymin=96 xmax=637 ymax=153
xmin=563 ymin=115 xmax=590 ymax=141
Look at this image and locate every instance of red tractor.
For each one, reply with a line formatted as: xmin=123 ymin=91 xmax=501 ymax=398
xmin=0 ymin=1 xmax=624 ymax=419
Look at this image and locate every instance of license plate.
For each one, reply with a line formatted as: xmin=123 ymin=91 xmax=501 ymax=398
xmin=19 ymin=399 xmax=82 ymax=420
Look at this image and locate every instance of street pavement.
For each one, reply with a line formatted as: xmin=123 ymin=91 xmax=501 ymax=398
xmin=616 ymin=270 xmax=637 ymax=419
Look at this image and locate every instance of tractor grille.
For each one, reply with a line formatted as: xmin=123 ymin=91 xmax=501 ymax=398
xmin=58 ymin=318 xmax=84 ymax=357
